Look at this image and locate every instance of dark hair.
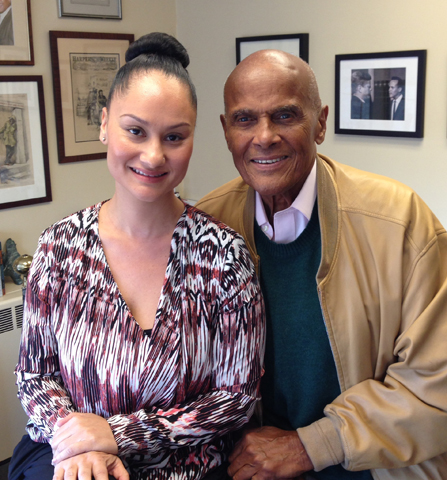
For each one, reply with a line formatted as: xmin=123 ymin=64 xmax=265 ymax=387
xmin=390 ymin=76 xmax=405 ymax=89
xmin=106 ymin=32 xmax=197 ymax=110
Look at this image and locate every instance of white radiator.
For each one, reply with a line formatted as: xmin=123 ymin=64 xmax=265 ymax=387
xmin=0 ymin=287 xmax=29 ymax=461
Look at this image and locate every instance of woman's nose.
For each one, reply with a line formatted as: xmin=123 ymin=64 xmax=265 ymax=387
xmin=140 ymin=138 xmax=166 ymax=167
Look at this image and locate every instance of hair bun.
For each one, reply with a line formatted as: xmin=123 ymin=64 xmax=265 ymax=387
xmin=125 ymin=32 xmax=190 ymax=68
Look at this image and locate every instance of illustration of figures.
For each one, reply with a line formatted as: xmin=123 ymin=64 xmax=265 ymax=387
xmin=98 ymin=89 xmax=107 ymax=110
xmin=87 ymin=88 xmax=98 ymax=125
xmin=0 ymin=0 xmax=14 ymax=46
xmin=0 ymin=114 xmax=17 ymax=165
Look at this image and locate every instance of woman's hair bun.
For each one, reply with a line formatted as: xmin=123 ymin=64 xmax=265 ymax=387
xmin=125 ymin=32 xmax=190 ymax=68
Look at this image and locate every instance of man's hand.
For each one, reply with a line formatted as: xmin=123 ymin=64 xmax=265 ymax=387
xmin=53 ymin=451 xmax=128 ymax=480
xmin=228 ymin=426 xmax=313 ymax=480
xmin=51 ymin=413 xmax=118 ymax=464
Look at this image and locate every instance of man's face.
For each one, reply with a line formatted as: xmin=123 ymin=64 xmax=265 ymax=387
xmin=0 ymin=0 xmax=11 ymax=14
xmin=221 ymin=58 xmax=327 ymax=210
xmin=389 ymin=80 xmax=402 ymax=100
xmin=357 ymin=82 xmax=371 ymax=100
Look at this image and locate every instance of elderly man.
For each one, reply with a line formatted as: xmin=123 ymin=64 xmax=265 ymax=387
xmin=196 ymin=51 xmax=447 ymax=479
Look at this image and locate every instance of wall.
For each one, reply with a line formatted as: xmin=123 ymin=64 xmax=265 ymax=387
xmin=0 ymin=0 xmax=176 ymax=257
xmin=177 ymin=0 xmax=447 ymax=227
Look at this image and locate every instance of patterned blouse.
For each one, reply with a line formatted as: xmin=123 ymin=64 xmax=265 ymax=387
xmin=15 ymin=202 xmax=265 ymax=479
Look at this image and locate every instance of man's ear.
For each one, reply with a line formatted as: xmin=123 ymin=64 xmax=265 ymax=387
xmin=315 ymin=105 xmax=329 ymax=145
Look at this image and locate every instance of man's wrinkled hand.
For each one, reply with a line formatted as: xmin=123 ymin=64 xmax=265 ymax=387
xmin=228 ymin=426 xmax=313 ymax=479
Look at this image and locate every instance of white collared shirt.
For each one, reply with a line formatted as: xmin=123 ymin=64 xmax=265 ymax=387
xmin=255 ymin=160 xmax=317 ymax=244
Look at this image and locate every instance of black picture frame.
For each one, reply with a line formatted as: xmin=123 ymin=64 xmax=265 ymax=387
xmin=335 ymin=50 xmax=426 ymax=138
xmin=236 ymin=33 xmax=309 ymax=64
xmin=0 ymin=76 xmax=51 ymax=210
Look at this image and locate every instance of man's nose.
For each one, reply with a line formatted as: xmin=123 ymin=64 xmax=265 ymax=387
xmin=253 ymin=118 xmax=280 ymax=148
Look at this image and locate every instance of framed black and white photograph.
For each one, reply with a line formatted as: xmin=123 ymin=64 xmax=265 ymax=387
xmin=50 ymin=31 xmax=134 ymax=163
xmin=0 ymin=0 xmax=34 ymax=65
xmin=58 ymin=0 xmax=122 ymax=19
xmin=236 ymin=33 xmax=309 ymax=64
xmin=335 ymin=50 xmax=426 ymax=138
xmin=0 ymin=76 xmax=51 ymax=210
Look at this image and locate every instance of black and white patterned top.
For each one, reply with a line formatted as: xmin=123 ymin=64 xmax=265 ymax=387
xmin=15 ymin=202 xmax=265 ymax=479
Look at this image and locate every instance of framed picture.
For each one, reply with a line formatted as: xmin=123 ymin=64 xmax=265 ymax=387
xmin=236 ymin=33 xmax=309 ymax=64
xmin=0 ymin=0 xmax=34 ymax=65
xmin=58 ymin=0 xmax=122 ymax=19
xmin=335 ymin=50 xmax=426 ymax=138
xmin=0 ymin=76 xmax=51 ymax=210
xmin=50 ymin=31 xmax=134 ymax=163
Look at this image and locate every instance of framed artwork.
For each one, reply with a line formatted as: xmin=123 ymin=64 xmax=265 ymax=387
xmin=0 ymin=0 xmax=34 ymax=65
xmin=335 ymin=50 xmax=426 ymax=138
xmin=0 ymin=76 xmax=51 ymax=210
xmin=236 ymin=33 xmax=309 ymax=64
xmin=49 ymin=31 xmax=134 ymax=163
xmin=58 ymin=0 xmax=122 ymax=19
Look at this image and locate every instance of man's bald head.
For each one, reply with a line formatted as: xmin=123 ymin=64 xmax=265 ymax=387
xmin=223 ymin=50 xmax=322 ymax=116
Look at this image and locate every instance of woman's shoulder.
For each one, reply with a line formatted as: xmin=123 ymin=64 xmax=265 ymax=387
xmin=182 ymin=203 xmax=245 ymax=244
xmin=39 ymin=202 xmax=104 ymax=244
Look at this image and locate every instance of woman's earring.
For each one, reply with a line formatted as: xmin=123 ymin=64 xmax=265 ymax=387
xmin=102 ymin=137 xmax=106 ymax=142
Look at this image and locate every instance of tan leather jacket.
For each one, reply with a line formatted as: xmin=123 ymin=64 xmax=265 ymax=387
xmin=196 ymin=154 xmax=447 ymax=479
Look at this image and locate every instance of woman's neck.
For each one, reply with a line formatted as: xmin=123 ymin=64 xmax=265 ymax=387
xmin=100 ymin=190 xmax=185 ymax=240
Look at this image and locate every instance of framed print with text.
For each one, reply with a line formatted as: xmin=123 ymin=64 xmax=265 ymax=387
xmin=236 ymin=33 xmax=309 ymax=64
xmin=58 ymin=0 xmax=122 ymax=19
xmin=335 ymin=50 xmax=426 ymax=138
xmin=0 ymin=0 xmax=34 ymax=65
xmin=50 ymin=30 xmax=134 ymax=163
xmin=0 ymin=76 xmax=51 ymax=210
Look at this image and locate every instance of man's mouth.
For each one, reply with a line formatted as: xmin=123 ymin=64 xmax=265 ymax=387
xmin=252 ymin=156 xmax=287 ymax=165
xmin=131 ymin=167 xmax=166 ymax=178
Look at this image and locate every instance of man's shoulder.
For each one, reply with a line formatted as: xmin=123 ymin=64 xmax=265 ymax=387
xmin=195 ymin=177 xmax=251 ymax=237
xmin=197 ymin=176 xmax=250 ymax=204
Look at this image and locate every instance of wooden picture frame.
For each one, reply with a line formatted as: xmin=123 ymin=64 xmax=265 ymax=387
xmin=335 ymin=50 xmax=427 ymax=138
xmin=0 ymin=76 xmax=51 ymax=210
xmin=49 ymin=31 xmax=134 ymax=163
xmin=0 ymin=0 xmax=34 ymax=66
xmin=236 ymin=33 xmax=309 ymax=64
xmin=58 ymin=0 xmax=122 ymax=19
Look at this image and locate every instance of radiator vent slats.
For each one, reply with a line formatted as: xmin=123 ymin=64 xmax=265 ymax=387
xmin=15 ymin=304 xmax=23 ymax=329
xmin=0 ymin=307 xmax=14 ymax=333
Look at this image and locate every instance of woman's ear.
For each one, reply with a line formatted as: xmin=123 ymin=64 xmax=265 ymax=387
xmin=100 ymin=107 xmax=108 ymax=144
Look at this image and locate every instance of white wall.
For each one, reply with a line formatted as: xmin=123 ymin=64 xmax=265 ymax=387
xmin=0 ymin=0 xmax=176 ymax=257
xmin=177 ymin=0 xmax=447 ymax=227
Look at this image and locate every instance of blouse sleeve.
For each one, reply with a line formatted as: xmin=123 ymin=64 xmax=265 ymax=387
xmin=15 ymin=233 xmax=75 ymax=441
xmin=107 ymin=235 xmax=266 ymax=456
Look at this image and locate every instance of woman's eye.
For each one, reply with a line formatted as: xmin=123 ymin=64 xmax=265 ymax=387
xmin=166 ymin=134 xmax=181 ymax=142
xmin=129 ymin=127 xmax=142 ymax=136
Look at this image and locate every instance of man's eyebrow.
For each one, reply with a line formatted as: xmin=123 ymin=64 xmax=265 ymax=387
xmin=272 ymin=105 xmax=302 ymax=115
xmin=229 ymin=109 xmax=255 ymax=118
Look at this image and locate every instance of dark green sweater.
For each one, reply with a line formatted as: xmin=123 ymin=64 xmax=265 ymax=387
xmin=255 ymin=204 xmax=372 ymax=480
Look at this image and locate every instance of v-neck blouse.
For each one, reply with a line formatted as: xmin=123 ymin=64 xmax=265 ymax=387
xmin=15 ymin=202 xmax=265 ymax=479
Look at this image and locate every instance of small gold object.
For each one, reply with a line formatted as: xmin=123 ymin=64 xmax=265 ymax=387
xmin=13 ymin=254 xmax=33 ymax=291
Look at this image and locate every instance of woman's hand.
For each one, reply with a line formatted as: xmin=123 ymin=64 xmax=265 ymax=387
xmin=52 ymin=413 xmax=118 ymax=464
xmin=53 ymin=451 xmax=129 ymax=480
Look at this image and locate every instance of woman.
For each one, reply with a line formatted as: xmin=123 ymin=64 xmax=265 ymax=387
xmin=9 ymin=33 xmax=265 ymax=480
